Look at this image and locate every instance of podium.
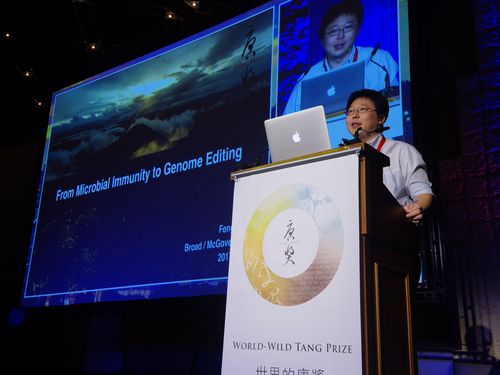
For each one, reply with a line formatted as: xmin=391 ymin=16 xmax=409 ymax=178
xmin=221 ymin=143 xmax=418 ymax=375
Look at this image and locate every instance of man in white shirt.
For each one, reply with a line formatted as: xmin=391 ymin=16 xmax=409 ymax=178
xmin=344 ymin=89 xmax=433 ymax=224
xmin=284 ymin=0 xmax=398 ymax=115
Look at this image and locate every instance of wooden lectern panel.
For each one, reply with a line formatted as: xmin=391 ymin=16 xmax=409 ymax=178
xmin=374 ymin=261 xmax=413 ymax=374
xmin=356 ymin=142 xmax=418 ymax=375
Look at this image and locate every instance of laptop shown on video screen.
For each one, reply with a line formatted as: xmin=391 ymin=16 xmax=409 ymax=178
xmin=264 ymin=105 xmax=331 ymax=163
xmin=300 ymin=60 xmax=365 ymax=115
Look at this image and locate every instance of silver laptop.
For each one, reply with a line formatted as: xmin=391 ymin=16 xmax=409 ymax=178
xmin=300 ymin=60 xmax=365 ymax=114
xmin=264 ymin=105 xmax=331 ymax=163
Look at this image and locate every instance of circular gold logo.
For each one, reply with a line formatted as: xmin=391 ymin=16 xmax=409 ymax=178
xmin=243 ymin=184 xmax=343 ymax=306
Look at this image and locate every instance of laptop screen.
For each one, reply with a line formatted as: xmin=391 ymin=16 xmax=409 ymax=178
xmin=300 ymin=60 xmax=365 ymax=115
xmin=264 ymin=105 xmax=331 ymax=163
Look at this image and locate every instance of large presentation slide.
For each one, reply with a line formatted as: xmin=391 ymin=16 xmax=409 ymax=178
xmin=23 ymin=7 xmax=275 ymax=306
xmin=22 ymin=0 xmax=412 ymax=307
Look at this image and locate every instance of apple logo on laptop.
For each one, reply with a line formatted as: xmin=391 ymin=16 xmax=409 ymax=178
xmin=292 ymin=131 xmax=301 ymax=143
xmin=327 ymin=85 xmax=336 ymax=97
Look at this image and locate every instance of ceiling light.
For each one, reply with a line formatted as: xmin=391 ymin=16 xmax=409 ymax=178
xmin=85 ymin=41 xmax=102 ymax=52
xmin=164 ymin=8 xmax=181 ymax=20
xmin=21 ymin=69 xmax=34 ymax=78
xmin=3 ymin=31 xmax=14 ymax=39
xmin=184 ymin=1 xmax=199 ymax=9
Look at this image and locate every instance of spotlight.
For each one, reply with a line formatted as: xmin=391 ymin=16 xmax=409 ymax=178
xmin=184 ymin=1 xmax=199 ymax=9
xmin=21 ymin=69 xmax=34 ymax=78
xmin=164 ymin=8 xmax=181 ymax=20
xmin=85 ymin=41 xmax=102 ymax=52
xmin=34 ymin=99 xmax=44 ymax=108
xmin=184 ymin=1 xmax=208 ymax=14
xmin=3 ymin=31 xmax=14 ymax=39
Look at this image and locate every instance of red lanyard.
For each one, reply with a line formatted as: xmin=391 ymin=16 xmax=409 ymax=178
xmin=352 ymin=47 xmax=359 ymax=62
xmin=376 ymin=136 xmax=386 ymax=152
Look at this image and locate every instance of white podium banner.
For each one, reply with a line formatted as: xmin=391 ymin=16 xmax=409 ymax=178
xmin=221 ymin=152 xmax=362 ymax=375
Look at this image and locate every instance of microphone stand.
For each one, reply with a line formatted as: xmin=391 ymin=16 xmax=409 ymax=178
xmin=370 ymin=53 xmax=399 ymax=98
xmin=340 ymin=126 xmax=391 ymax=147
xmin=340 ymin=128 xmax=361 ymax=147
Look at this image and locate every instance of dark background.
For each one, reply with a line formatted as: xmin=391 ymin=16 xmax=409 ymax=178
xmin=2 ymin=0 xmax=498 ymax=373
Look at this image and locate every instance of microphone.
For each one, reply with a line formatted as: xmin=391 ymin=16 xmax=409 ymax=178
xmin=354 ymin=127 xmax=362 ymax=139
xmin=339 ymin=125 xmax=391 ymax=147
xmin=340 ymin=128 xmax=362 ymax=146
xmin=358 ymin=125 xmax=391 ymax=135
xmin=369 ymin=42 xmax=391 ymax=91
xmin=370 ymin=42 xmax=380 ymax=58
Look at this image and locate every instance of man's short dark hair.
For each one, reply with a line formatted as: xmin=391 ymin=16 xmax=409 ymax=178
xmin=319 ymin=0 xmax=364 ymax=38
xmin=346 ymin=89 xmax=389 ymax=119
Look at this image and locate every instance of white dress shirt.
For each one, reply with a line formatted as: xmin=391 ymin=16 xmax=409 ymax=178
xmin=367 ymin=133 xmax=433 ymax=206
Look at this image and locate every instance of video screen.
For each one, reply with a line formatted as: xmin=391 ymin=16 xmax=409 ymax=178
xmin=22 ymin=0 xmax=412 ymax=307
xmin=276 ymin=0 xmax=411 ymax=147
xmin=22 ymin=6 xmax=275 ymax=306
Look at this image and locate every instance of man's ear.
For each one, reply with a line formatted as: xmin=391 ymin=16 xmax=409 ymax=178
xmin=377 ymin=115 xmax=387 ymax=125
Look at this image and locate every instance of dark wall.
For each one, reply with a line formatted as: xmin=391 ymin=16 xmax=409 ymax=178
xmin=407 ymin=0 xmax=478 ymax=350
xmin=409 ymin=0 xmax=477 ymax=161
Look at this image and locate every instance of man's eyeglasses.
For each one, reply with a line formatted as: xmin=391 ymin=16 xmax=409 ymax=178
xmin=345 ymin=107 xmax=377 ymax=117
xmin=324 ymin=23 xmax=358 ymax=37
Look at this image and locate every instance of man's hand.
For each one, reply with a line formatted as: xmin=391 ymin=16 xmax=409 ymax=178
xmin=403 ymin=193 xmax=433 ymax=225
xmin=404 ymin=202 xmax=424 ymax=224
